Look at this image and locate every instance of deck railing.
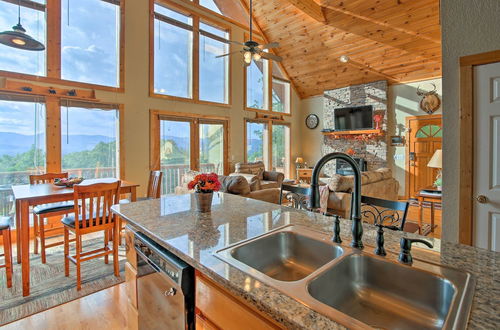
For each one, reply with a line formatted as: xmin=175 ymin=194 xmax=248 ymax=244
xmin=0 ymin=164 xmax=220 ymax=217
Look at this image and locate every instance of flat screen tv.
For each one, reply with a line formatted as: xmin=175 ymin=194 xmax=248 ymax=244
xmin=334 ymin=105 xmax=373 ymax=130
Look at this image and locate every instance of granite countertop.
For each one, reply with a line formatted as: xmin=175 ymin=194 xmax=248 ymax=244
xmin=111 ymin=193 xmax=499 ymax=329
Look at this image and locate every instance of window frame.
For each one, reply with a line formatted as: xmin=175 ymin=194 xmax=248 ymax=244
xmin=243 ymin=33 xmax=292 ymax=116
xmin=244 ymin=118 xmax=291 ymax=177
xmin=0 ymin=0 xmax=125 ymax=92
xmin=150 ymin=0 xmax=232 ymax=107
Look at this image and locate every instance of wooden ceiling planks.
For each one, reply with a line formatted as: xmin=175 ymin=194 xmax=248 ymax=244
xmin=243 ymin=0 xmax=442 ymax=98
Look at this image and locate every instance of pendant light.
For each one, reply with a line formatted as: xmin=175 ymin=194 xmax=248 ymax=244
xmin=0 ymin=0 xmax=45 ymax=51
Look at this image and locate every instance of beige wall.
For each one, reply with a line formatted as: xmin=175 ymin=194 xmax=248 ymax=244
xmin=299 ymin=96 xmax=323 ymax=166
xmin=387 ymin=78 xmax=442 ymax=196
xmin=441 ymin=0 xmax=500 ymax=243
xmin=4 ymin=0 xmax=302 ymax=195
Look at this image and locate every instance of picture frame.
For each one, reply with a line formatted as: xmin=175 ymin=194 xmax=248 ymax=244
xmin=390 ymin=136 xmax=405 ymax=146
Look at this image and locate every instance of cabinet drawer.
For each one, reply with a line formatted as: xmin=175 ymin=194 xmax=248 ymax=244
xmin=298 ymin=170 xmax=312 ymax=177
xmin=196 ymin=275 xmax=280 ymax=330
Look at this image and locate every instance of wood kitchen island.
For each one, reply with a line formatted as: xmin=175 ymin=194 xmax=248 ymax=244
xmin=111 ymin=193 xmax=497 ymax=329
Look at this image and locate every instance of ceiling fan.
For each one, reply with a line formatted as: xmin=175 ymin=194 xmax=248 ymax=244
xmin=216 ymin=0 xmax=282 ymax=65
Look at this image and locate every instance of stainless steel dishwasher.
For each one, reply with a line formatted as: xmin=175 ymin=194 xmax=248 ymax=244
xmin=135 ymin=232 xmax=194 ymax=330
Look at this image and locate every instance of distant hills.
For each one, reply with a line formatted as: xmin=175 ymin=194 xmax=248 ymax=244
xmin=0 ymin=132 xmax=115 ymax=156
xmin=0 ymin=132 xmax=264 ymax=156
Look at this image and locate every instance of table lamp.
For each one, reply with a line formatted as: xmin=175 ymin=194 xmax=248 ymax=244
xmin=295 ymin=157 xmax=304 ymax=168
xmin=427 ymin=149 xmax=442 ymax=189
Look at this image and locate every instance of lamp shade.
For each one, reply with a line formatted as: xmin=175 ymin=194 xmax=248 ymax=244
xmin=295 ymin=157 xmax=304 ymax=164
xmin=427 ymin=149 xmax=442 ymax=169
xmin=0 ymin=23 xmax=45 ymax=51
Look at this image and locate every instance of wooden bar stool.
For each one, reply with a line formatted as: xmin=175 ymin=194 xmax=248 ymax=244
xmin=30 ymin=173 xmax=76 ymax=264
xmin=62 ymin=180 xmax=121 ymax=290
xmin=0 ymin=216 xmax=13 ymax=288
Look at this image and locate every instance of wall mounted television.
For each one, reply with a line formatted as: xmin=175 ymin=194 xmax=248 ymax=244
xmin=334 ymin=105 xmax=373 ymax=130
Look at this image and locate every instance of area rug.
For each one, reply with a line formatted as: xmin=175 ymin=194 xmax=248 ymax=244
xmin=0 ymin=237 xmax=126 ymax=326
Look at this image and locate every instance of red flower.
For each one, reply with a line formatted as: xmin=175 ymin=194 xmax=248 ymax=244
xmin=188 ymin=172 xmax=221 ymax=192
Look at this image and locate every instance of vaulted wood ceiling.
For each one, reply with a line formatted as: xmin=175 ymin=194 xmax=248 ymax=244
xmin=244 ymin=0 xmax=442 ymax=98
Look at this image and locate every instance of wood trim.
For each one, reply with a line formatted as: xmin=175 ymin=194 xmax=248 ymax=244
xmin=192 ymin=15 xmax=200 ymax=102
xmin=149 ymin=110 xmax=161 ymax=171
xmin=46 ymin=0 xmax=61 ymax=79
xmin=458 ymin=50 xmax=500 ymax=245
xmin=118 ymin=104 xmax=126 ymax=179
xmin=45 ymin=97 xmax=61 ymax=173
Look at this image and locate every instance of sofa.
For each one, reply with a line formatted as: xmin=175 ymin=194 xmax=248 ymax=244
xmin=230 ymin=161 xmax=285 ymax=191
xmin=175 ymin=171 xmax=280 ymax=204
xmin=322 ymin=168 xmax=399 ymax=218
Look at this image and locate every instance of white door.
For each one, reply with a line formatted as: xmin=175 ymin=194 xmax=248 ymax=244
xmin=474 ymin=62 xmax=500 ymax=251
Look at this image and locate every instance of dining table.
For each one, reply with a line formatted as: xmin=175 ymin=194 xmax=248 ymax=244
xmin=12 ymin=178 xmax=139 ymax=297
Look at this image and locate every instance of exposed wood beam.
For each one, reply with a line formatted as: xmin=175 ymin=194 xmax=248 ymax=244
xmin=322 ymin=3 xmax=440 ymax=44
xmin=283 ymin=0 xmax=326 ymax=22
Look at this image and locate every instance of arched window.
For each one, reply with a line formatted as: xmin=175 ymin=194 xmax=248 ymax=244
xmin=416 ymin=124 xmax=442 ymax=138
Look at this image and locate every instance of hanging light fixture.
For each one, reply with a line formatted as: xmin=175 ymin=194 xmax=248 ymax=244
xmin=0 ymin=0 xmax=45 ymax=51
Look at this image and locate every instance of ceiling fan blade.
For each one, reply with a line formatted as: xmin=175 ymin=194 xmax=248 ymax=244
xmin=260 ymin=52 xmax=283 ymax=62
xmin=215 ymin=51 xmax=240 ymax=58
xmin=228 ymin=40 xmax=245 ymax=46
xmin=259 ymin=42 xmax=279 ymax=49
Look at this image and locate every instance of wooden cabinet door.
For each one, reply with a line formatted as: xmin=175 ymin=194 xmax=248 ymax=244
xmin=407 ymin=116 xmax=442 ymax=198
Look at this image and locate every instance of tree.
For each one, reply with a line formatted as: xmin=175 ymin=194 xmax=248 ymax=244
xmin=0 ymin=145 xmax=45 ymax=172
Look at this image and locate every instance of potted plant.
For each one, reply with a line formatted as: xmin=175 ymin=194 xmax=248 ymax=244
xmin=434 ymin=177 xmax=442 ymax=191
xmin=188 ymin=173 xmax=221 ymax=212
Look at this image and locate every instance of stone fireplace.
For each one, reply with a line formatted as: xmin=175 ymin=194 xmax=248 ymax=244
xmin=322 ymin=80 xmax=388 ymax=176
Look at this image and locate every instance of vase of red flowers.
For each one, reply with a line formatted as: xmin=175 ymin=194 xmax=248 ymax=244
xmin=188 ymin=173 xmax=221 ymax=212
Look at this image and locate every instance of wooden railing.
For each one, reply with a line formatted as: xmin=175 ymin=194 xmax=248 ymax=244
xmin=160 ymin=163 xmax=218 ymax=195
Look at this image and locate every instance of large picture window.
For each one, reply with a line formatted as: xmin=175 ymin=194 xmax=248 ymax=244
xmin=61 ymin=0 xmax=121 ymax=87
xmin=0 ymin=0 xmax=123 ymax=89
xmin=61 ymin=105 xmax=120 ymax=179
xmin=153 ymin=4 xmax=193 ymax=98
xmin=0 ymin=98 xmax=46 ymax=218
xmin=152 ymin=1 xmax=231 ymax=105
xmin=199 ymin=22 xmax=229 ymax=103
xmin=245 ymin=119 xmax=290 ymax=178
xmin=0 ymin=0 xmax=46 ymax=76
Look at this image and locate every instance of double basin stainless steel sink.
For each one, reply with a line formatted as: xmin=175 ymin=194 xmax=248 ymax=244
xmin=215 ymin=225 xmax=475 ymax=330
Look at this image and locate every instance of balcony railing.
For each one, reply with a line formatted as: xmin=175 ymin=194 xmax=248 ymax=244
xmin=0 ymin=164 xmax=220 ymax=218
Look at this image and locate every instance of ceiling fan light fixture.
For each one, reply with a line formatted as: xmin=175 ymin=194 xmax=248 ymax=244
xmin=252 ymin=52 xmax=261 ymax=61
xmin=339 ymin=55 xmax=350 ymax=63
xmin=244 ymin=51 xmax=252 ymax=64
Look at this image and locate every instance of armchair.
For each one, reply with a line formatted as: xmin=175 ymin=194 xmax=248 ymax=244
xmin=231 ymin=161 xmax=284 ymax=191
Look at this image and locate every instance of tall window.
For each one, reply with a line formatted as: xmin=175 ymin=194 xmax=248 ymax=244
xmin=199 ymin=22 xmax=229 ymax=104
xmin=154 ymin=4 xmax=193 ymax=98
xmin=245 ymin=48 xmax=292 ymax=114
xmin=0 ymin=99 xmax=46 ymax=218
xmin=246 ymin=121 xmax=268 ymax=164
xmin=272 ymin=124 xmax=290 ymax=177
xmin=245 ymin=120 xmax=290 ymax=177
xmin=61 ymin=0 xmax=121 ymax=87
xmin=200 ymin=122 xmax=224 ymax=175
xmin=199 ymin=0 xmax=249 ymax=27
xmin=246 ymin=60 xmax=268 ymax=110
xmin=0 ymin=0 xmax=46 ymax=76
xmin=152 ymin=2 xmax=230 ymax=104
xmin=154 ymin=113 xmax=228 ymax=195
xmin=61 ymin=105 xmax=119 ymax=179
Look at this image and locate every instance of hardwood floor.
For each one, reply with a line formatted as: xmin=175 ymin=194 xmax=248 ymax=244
xmin=406 ymin=203 xmax=442 ymax=239
xmin=1 ymin=283 xmax=128 ymax=329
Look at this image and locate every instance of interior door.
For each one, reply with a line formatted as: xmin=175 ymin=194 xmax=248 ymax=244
xmin=473 ymin=62 xmax=500 ymax=251
xmin=407 ymin=116 xmax=442 ymax=198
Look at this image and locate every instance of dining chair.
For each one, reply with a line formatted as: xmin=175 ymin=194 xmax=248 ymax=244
xmin=120 ymin=170 xmax=163 ymax=203
xmin=30 ymin=172 xmax=75 ymax=264
xmin=358 ymin=195 xmax=421 ymax=233
xmin=62 ymin=180 xmax=121 ymax=290
xmin=279 ymin=183 xmax=311 ymax=210
xmin=0 ymin=216 xmax=13 ymax=288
